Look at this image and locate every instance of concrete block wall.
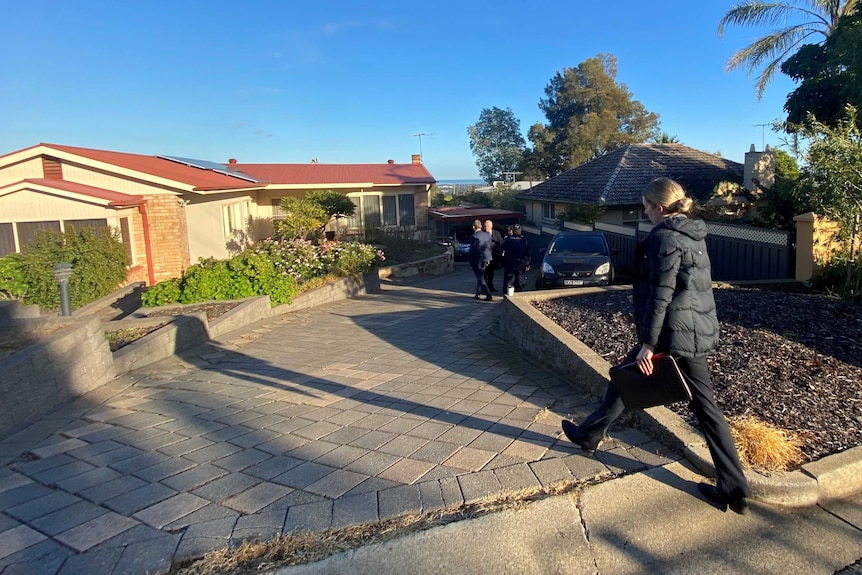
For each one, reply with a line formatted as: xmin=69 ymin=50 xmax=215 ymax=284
xmin=0 ymin=316 xmax=115 ymax=439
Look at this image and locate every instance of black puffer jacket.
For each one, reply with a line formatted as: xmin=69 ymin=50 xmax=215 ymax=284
xmin=632 ymin=215 xmax=719 ymax=358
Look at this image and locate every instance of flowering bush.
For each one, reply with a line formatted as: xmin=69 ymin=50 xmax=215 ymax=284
xmin=142 ymin=239 xmax=382 ymax=307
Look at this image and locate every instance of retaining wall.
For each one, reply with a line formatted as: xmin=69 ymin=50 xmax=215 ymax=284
xmin=0 ymin=316 xmax=115 ymax=438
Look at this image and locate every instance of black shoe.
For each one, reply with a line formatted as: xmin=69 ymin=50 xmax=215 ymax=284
xmin=697 ymin=483 xmax=749 ymax=515
xmin=561 ymin=419 xmax=600 ymax=454
xmin=484 ymin=295 xmax=493 ymax=301
xmin=474 ymin=294 xmax=480 ymax=299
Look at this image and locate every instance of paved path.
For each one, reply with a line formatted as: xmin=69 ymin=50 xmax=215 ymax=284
xmin=0 ymin=267 xmax=676 ymax=575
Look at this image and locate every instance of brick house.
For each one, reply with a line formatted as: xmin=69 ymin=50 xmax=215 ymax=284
xmin=0 ymin=144 xmax=436 ymax=285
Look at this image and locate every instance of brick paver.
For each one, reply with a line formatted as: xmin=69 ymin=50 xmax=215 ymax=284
xmin=0 ymin=268 xmax=670 ymax=574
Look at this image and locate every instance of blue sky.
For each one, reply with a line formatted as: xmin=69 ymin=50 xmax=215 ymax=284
xmin=1 ymin=1 xmax=800 ymax=180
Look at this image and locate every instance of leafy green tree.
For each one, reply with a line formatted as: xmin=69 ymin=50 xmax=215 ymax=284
xmin=781 ymin=6 xmax=862 ymax=129
xmin=798 ymin=106 xmax=862 ymax=291
xmin=307 ymin=190 xmax=356 ymax=220
xmin=529 ymin=54 xmax=660 ymax=175
xmin=467 ymin=107 xmax=527 ymax=184
xmin=485 ymin=183 xmax=525 ymax=213
xmin=275 ymin=196 xmax=328 ymax=241
xmin=718 ymin=0 xmax=859 ymax=100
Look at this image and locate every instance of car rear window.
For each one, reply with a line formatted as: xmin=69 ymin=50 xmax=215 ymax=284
xmin=549 ymin=237 xmax=606 ymax=255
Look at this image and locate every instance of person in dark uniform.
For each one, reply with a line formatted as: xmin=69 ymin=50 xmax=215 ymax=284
xmin=501 ymin=224 xmax=530 ymax=293
xmin=560 ymin=178 xmax=751 ymax=515
xmin=482 ymin=220 xmax=504 ymax=292
xmin=468 ymin=219 xmax=493 ymax=301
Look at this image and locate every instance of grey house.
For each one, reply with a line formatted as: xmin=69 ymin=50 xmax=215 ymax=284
xmin=517 ymin=143 xmax=745 ymax=228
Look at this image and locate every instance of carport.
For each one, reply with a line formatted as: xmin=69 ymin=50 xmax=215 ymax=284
xmin=428 ymin=206 xmax=523 ymax=241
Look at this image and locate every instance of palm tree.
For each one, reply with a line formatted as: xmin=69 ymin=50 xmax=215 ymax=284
xmin=718 ymin=0 xmax=860 ymax=99
xmin=654 ymin=132 xmax=680 ymax=143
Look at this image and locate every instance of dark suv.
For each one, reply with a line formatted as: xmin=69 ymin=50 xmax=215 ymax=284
xmin=536 ymin=230 xmax=614 ymax=289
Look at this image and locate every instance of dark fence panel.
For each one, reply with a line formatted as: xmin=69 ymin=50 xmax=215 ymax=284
xmin=704 ymin=222 xmax=792 ymax=281
xmin=594 ymin=221 xmax=792 ymax=282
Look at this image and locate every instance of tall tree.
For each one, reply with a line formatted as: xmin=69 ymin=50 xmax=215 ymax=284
xmin=718 ymin=0 xmax=860 ymax=100
xmin=782 ymin=4 xmax=862 ymax=130
xmin=799 ymin=106 xmax=862 ymax=292
xmin=467 ymin=107 xmax=527 ymax=184
xmin=529 ymin=54 xmax=660 ymax=176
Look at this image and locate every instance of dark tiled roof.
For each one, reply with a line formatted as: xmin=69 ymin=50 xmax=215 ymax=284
xmin=518 ymin=144 xmax=743 ymax=206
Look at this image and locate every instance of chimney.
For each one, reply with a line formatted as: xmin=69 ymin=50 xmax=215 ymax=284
xmin=411 ymin=154 xmax=421 ymax=164
xmin=744 ymin=144 xmax=775 ymax=193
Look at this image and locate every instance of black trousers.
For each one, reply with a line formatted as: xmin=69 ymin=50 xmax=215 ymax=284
xmin=577 ymin=348 xmax=750 ymax=500
xmin=502 ymin=266 xmax=526 ymax=291
xmin=483 ymin=260 xmax=499 ymax=290
xmin=470 ymin=261 xmax=491 ymax=296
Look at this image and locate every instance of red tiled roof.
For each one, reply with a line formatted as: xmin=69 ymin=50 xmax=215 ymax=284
xmin=3 ymin=178 xmax=145 ymax=207
xmin=18 ymin=144 xmax=436 ymax=190
xmin=34 ymin=144 xmax=263 ymax=191
xmin=233 ymin=162 xmax=436 ymax=186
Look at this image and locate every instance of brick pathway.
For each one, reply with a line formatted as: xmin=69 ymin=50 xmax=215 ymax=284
xmin=0 ymin=267 xmax=678 ymax=575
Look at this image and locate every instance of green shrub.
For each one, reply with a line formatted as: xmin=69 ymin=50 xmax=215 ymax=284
xmin=810 ymin=251 xmax=862 ymax=300
xmin=141 ymin=238 xmax=381 ymax=308
xmin=13 ymin=227 xmax=128 ymax=311
xmin=140 ymin=278 xmax=181 ymax=307
xmin=0 ymin=254 xmax=28 ymax=300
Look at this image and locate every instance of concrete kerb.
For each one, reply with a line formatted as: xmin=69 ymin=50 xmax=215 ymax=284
xmin=497 ymin=286 xmax=862 ymax=507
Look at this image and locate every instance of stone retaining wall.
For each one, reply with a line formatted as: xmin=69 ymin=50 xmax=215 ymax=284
xmin=377 ymin=248 xmax=452 ymax=279
xmin=0 ymin=316 xmax=115 ymax=438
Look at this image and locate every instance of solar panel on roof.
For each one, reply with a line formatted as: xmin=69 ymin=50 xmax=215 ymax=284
xmin=157 ymin=155 xmax=262 ymax=183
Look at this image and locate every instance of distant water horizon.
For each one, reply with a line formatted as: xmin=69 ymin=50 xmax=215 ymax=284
xmin=436 ymin=179 xmax=484 ymax=185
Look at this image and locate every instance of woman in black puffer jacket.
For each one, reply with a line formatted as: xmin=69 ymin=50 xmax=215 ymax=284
xmin=561 ymin=177 xmax=751 ymax=515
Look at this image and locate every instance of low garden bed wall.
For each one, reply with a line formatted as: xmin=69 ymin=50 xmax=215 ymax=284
xmin=0 ymin=316 xmax=115 ymax=438
xmin=496 ymin=287 xmax=857 ymax=507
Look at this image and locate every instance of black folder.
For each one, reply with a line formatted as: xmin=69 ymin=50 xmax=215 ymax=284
xmin=609 ymin=354 xmax=692 ymax=409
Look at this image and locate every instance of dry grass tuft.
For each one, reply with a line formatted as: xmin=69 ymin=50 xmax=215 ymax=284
xmin=170 ymin=475 xmax=608 ymax=575
xmin=729 ymin=415 xmax=805 ymax=472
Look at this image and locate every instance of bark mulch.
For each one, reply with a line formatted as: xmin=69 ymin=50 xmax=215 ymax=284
xmin=532 ymin=285 xmax=862 ymax=464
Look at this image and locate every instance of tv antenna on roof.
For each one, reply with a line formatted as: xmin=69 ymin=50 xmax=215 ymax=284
xmin=411 ymin=132 xmax=435 ymax=156
xmin=752 ymin=123 xmax=770 ymax=151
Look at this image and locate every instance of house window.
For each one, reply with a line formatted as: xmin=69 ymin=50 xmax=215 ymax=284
xmin=17 ymin=221 xmax=61 ymax=250
xmin=362 ymin=196 xmax=382 ymax=228
xmin=542 ymin=203 xmax=556 ymax=220
xmin=1 ymin=219 xmax=128 ymax=257
xmin=382 ymin=196 xmax=398 ymax=226
xmin=63 ymin=219 xmax=108 ymax=234
xmin=0 ymin=223 xmax=13 ymax=257
xmin=120 ymin=217 xmax=134 ymax=264
xmin=347 ymin=193 xmax=416 ymax=231
xmin=271 ymin=199 xmax=286 ymax=220
xmin=398 ymin=194 xmax=415 ymax=226
xmin=222 ymin=201 xmax=249 ymax=235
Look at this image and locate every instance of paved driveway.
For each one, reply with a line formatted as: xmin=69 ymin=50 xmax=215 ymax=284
xmin=0 ymin=267 xmax=673 ymax=575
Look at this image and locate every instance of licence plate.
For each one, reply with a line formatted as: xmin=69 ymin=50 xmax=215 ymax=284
xmin=563 ymin=279 xmax=584 ymax=286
